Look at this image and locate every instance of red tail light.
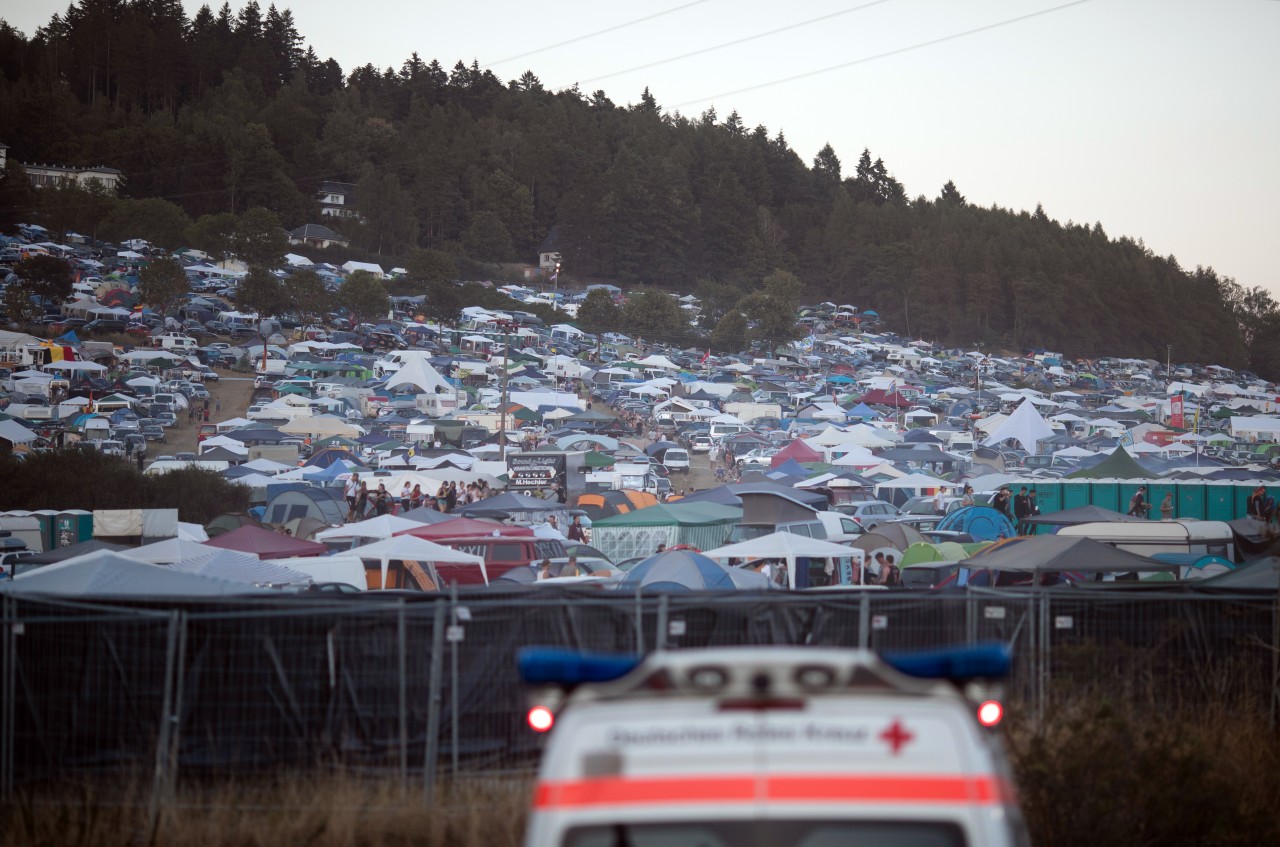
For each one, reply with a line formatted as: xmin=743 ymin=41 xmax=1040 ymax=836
xmin=527 ymin=705 xmax=555 ymax=732
xmin=977 ymin=700 xmax=1004 ymax=727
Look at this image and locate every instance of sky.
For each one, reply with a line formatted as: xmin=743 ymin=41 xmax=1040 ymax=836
xmin=8 ymin=0 xmax=1280 ymax=294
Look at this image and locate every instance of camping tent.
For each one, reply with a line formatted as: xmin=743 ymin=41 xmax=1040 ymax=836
xmin=617 ymin=550 xmax=770 ymax=592
xmin=1024 ymin=504 xmax=1145 ymax=527
xmin=591 ymin=502 xmax=742 ymax=563
xmin=936 ymin=506 xmax=1018 ymax=541
xmin=314 ymin=514 xmax=422 ymax=543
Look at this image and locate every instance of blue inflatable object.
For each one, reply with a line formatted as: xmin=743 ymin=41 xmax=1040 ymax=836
xmin=937 ymin=505 xmax=1017 ymax=541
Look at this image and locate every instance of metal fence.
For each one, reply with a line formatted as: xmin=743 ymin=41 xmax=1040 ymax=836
xmin=3 ymin=587 xmax=1278 ymax=800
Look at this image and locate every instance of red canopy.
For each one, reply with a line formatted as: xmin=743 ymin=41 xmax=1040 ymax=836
xmin=205 ymin=524 xmax=327 ymax=558
xmin=770 ymin=439 xmax=822 ymax=468
xmin=396 ymin=517 xmax=534 ymax=540
xmin=859 ymin=389 xmax=912 ymax=407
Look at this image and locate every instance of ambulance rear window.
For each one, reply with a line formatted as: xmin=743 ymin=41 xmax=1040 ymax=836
xmin=564 ymin=820 xmax=966 ymax=846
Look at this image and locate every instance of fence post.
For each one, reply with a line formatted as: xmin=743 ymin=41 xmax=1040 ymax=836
xmin=633 ymin=587 xmax=645 ymax=654
xmin=146 ymin=609 xmax=182 ymax=841
xmin=449 ymin=583 xmax=459 ymax=780
xmin=423 ymin=601 xmax=445 ymax=806
xmin=0 ymin=595 xmax=14 ymax=799
xmin=858 ymin=591 xmax=871 ymax=650
xmin=397 ymin=598 xmax=408 ymax=787
xmin=1038 ymin=591 xmax=1050 ymax=720
xmin=655 ymin=594 xmax=669 ymax=652
xmin=965 ymin=591 xmax=977 ymax=645
xmin=1272 ymin=577 xmax=1280 ymax=730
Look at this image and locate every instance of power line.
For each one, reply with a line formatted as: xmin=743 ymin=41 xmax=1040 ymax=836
xmin=485 ymin=0 xmax=715 ymax=68
xmin=674 ymin=0 xmax=1095 ymax=109
xmin=574 ymin=0 xmax=897 ymax=87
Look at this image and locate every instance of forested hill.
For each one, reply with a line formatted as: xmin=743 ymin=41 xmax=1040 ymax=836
xmin=1 ymin=2 xmax=1273 ymax=371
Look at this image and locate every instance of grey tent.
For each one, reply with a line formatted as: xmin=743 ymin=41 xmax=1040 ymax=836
xmin=24 ymin=538 xmax=129 ymax=564
xmin=1190 ymin=557 xmax=1280 ymax=590
xmin=1025 ymin=505 xmax=1146 ymax=527
xmin=960 ymin=535 xmax=1179 ymax=575
xmin=0 ymin=551 xmax=271 ymax=597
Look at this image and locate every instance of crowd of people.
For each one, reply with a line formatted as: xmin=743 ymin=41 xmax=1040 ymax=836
xmin=341 ymin=472 xmax=496 ymax=520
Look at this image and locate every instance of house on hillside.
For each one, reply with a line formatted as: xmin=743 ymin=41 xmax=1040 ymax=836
xmin=21 ymin=161 xmax=124 ymax=192
xmin=318 ymin=181 xmax=359 ymax=219
xmin=289 ymin=224 xmax=350 ymax=250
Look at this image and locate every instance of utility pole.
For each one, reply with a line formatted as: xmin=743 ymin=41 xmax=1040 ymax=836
xmin=551 ymin=260 xmax=561 ymax=313
xmin=497 ymin=319 xmax=515 ymax=461
xmin=1167 ymin=344 xmax=1172 ymax=379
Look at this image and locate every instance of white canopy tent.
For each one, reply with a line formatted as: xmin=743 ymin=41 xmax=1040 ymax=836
xmin=701 ymin=532 xmax=866 ymax=590
xmin=346 ymin=535 xmax=487 ymax=586
xmin=981 ymin=398 xmax=1056 ymax=454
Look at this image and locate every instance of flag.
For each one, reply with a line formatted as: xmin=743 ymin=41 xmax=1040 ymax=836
xmin=700 ymin=349 xmax=710 ymax=363
xmin=549 ymin=271 xmax=558 ymax=283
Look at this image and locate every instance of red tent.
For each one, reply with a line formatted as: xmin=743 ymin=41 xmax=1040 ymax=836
xmin=397 ymin=517 xmax=534 ymax=540
xmin=205 ymin=524 xmax=327 ymax=558
xmin=859 ymin=389 xmax=912 ymax=407
xmin=770 ymin=439 xmax=823 ymax=468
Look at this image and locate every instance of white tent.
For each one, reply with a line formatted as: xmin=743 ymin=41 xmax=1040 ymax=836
xmin=701 ymin=532 xmax=866 ymax=590
xmin=347 ymin=535 xmax=487 ymax=587
xmin=804 ymin=425 xmax=852 ymax=447
xmin=385 ymin=356 xmax=454 ymax=394
xmin=0 ymin=419 xmax=37 ymax=444
xmin=314 ymin=514 xmax=422 ymax=543
xmin=981 ymin=398 xmax=1056 ymax=454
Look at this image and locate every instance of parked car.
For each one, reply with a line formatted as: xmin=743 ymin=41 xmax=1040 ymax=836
xmin=833 ymin=499 xmax=901 ymax=531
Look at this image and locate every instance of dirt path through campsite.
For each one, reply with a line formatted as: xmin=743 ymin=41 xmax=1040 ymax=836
xmin=163 ymin=368 xmax=254 ymax=455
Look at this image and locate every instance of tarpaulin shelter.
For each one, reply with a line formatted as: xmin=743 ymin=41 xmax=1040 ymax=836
xmin=314 ymin=514 xmax=423 ymax=544
xmin=347 ymin=535 xmax=485 ymax=587
xmin=591 ymin=502 xmax=741 ymax=563
xmin=205 ymin=524 xmax=327 ymax=559
xmin=24 ymin=539 xmax=129 ymax=564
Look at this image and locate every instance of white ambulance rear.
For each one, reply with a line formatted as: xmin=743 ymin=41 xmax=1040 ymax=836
xmin=520 ymin=645 xmax=1028 ymax=847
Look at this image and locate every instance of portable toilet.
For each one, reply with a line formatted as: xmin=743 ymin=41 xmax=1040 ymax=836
xmin=53 ymin=510 xmax=94 ymax=548
xmin=1061 ymin=481 xmax=1090 ymax=510
xmin=1204 ymin=483 xmax=1236 ymax=522
xmin=1177 ymin=482 xmax=1206 ymax=521
xmin=1091 ymin=480 xmax=1120 ymax=512
xmin=1032 ymin=482 xmax=1062 ymax=517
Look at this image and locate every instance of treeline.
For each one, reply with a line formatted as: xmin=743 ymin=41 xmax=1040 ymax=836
xmin=0 ymin=1 xmax=1271 ymax=371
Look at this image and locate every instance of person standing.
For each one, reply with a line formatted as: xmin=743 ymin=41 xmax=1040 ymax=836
xmin=1160 ymin=492 xmax=1174 ymax=520
xmin=344 ymin=473 xmax=361 ymax=521
xmin=1013 ymin=487 xmax=1032 ymax=535
xmin=961 ymin=484 xmax=975 ymax=507
xmin=1128 ymin=485 xmax=1149 ymax=518
xmin=992 ymin=486 xmax=1012 ymax=520
xmin=567 ymin=516 xmax=587 ymax=542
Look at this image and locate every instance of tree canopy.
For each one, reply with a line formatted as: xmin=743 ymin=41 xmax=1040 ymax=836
xmin=137 ymin=258 xmax=190 ymax=314
xmin=0 ymin=1 xmax=1265 ymax=372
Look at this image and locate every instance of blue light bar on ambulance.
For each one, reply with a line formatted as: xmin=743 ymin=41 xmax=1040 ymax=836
xmin=517 ymin=647 xmax=642 ymax=687
xmin=881 ymin=642 xmax=1012 ymax=681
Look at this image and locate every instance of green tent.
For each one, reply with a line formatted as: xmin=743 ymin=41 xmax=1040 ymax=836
xmin=583 ymin=451 xmax=617 ymax=469
xmin=1065 ymin=445 xmax=1157 ymax=480
xmin=591 ymin=502 xmax=742 ymax=562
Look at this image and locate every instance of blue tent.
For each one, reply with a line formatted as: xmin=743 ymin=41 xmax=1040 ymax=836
xmin=937 ymin=506 xmax=1017 ymax=541
xmin=618 ymin=550 xmax=738 ymax=592
xmin=57 ymin=330 xmax=81 ymax=344
xmin=845 ymin=402 xmax=878 ymax=420
xmin=771 ymin=458 xmax=811 ymax=478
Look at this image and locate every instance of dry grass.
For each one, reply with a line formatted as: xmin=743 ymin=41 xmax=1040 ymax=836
xmin=1007 ymin=695 xmax=1280 ymax=847
xmin=1 ymin=774 xmax=530 ymax=847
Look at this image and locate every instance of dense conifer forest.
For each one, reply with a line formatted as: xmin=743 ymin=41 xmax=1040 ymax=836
xmin=2 ymin=1 xmax=1276 ymax=371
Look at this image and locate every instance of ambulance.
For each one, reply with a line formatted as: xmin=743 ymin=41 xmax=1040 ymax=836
xmin=519 ymin=644 xmax=1027 ymax=847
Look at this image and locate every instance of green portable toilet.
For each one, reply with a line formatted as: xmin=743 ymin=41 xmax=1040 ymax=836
xmin=1147 ymin=482 xmax=1176 ymax=521
xmin=29 ymin=510 xmax=60 ymax=552
xmin=1091 ymin=481 xmax=1120 ymax=512
xmin=1032 ymin=482 xmax=1062 ymax=518
xmin=1061 ymin=481 xmax=1090 ymax=510
xmin=1205 ymin=483 xmax=1236 ymax=522
xmin=53 ymin=510 xmax=94 ymax=548
xmin=1177 ymin=482 xmax=1206 ymax=521
xmin=1234 ymin=483 xmax=1258 ymax=520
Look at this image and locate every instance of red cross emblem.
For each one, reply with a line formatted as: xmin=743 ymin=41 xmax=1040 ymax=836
xmin=879 ymin=719 xmax=914 ymax=755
